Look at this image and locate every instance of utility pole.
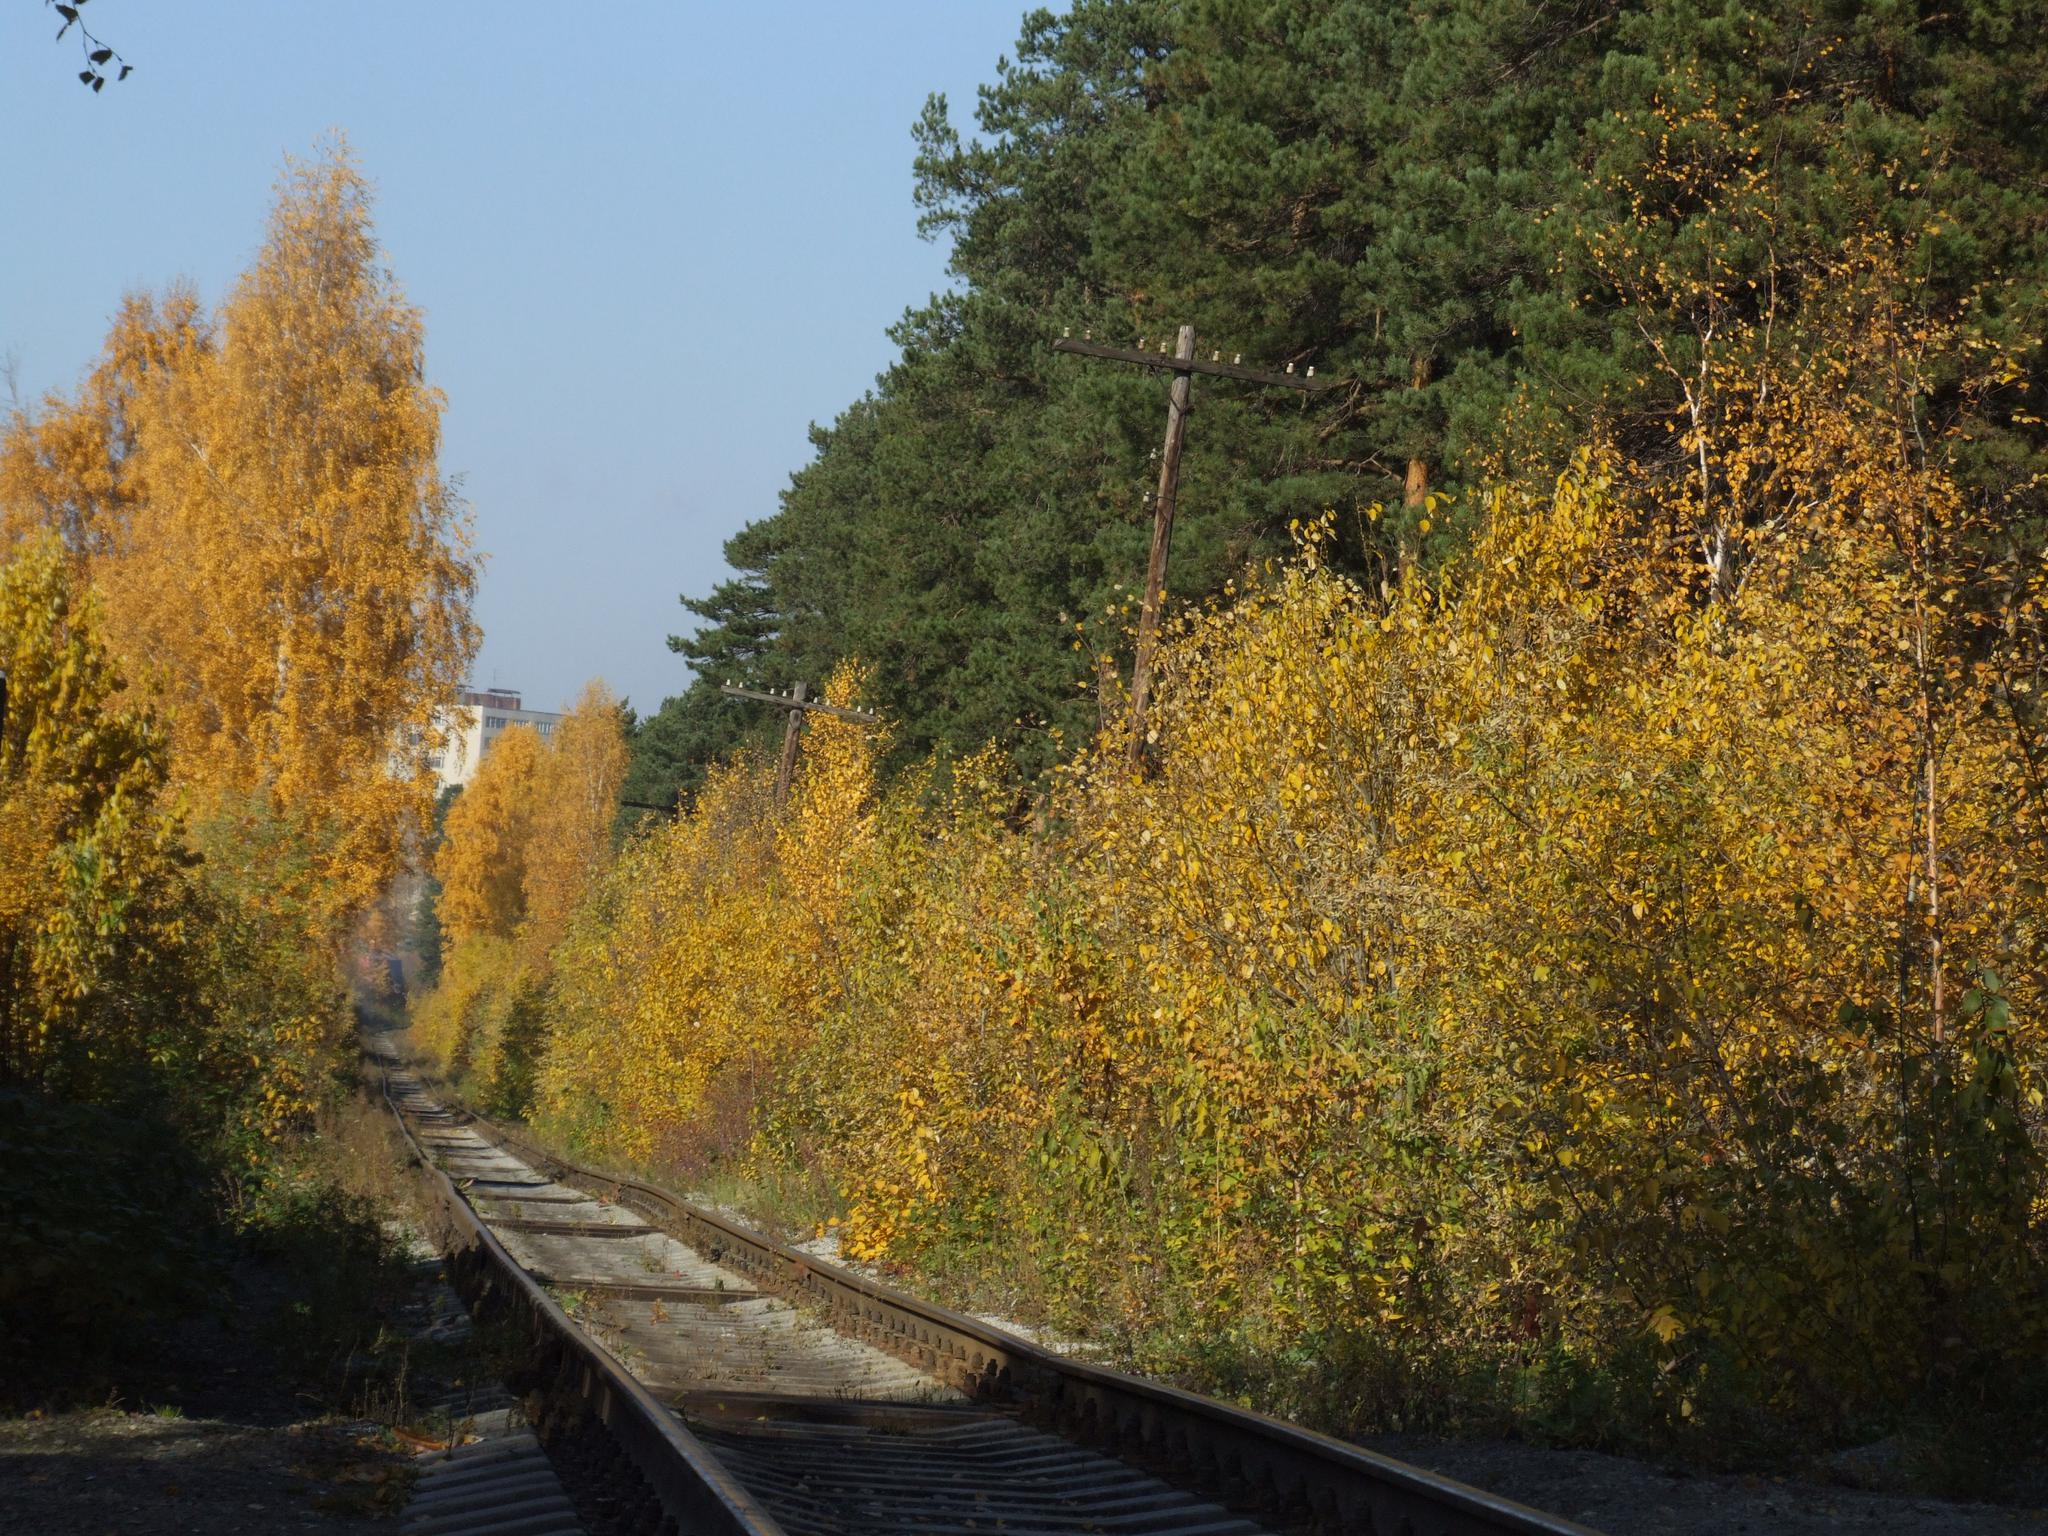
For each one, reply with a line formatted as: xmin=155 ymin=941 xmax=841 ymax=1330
xmin=1052 ymin=327 xmax=1340 ymax=767
xmin=719 ymin=682 xmax=879 ymax=808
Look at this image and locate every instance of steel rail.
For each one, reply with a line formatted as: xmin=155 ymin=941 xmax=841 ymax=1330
xmin=451 ymin=1104 xmax=1604 ymax=1536
xmin=380 ymin=1068 xmax=790 ymax=1536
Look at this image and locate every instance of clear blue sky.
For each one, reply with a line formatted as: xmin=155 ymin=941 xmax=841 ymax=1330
xmin=1 ymin=1 xmax=1026 ymax=716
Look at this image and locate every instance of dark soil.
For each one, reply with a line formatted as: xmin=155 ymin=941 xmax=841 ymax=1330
xmin=0 ymin=1075 xmax=452 ymax=1534
xmin=0 ymin=1410 xmax=405 ymax=1535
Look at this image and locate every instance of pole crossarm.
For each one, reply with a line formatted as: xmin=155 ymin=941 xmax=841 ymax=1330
xmin=718 ymin=683 xmax=879 ymax=726
xmin=1053 ymin=325 xmax=1342 ymax=769
xmin=1052 ymin=336 xmax=1342 ymax=393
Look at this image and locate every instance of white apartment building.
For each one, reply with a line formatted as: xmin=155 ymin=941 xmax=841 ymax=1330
xmin=426 ymin=688 xmax=564 ymax=791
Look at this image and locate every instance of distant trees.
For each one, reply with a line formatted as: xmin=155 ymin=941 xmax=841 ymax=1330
xmin=524 ymin=689 xmax=633 ymax=945
xmin=417 ymin=682 xmax=630 ymax=1110
xmin=438 ymin=726 xmax=544 ymax=950
xmin=635 ymin=0 xmax=2048 ymax=794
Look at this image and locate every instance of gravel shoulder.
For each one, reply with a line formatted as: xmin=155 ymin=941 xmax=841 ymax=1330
xmin=1359 ymin=1434 xmax=2047 ymax=1536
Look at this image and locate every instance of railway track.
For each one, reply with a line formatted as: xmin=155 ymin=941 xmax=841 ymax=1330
xmin=378 ymin=1048 xmax=1603 ymax=1536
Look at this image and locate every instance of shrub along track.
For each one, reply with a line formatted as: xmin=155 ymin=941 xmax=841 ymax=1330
xmin=378 ymin=1052 xmax=1601 ymax=1536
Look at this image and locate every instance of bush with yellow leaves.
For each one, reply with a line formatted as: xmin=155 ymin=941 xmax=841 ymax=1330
xmin=525 ymin=249 xmax=2048 ymax=1469
xmin=414 ymin=681 xmax=629 ymax=1115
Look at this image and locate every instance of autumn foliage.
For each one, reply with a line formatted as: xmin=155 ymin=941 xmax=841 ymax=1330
xmin=416 ymin=683 xmax=629 ymax=1113
xmin=431 ymin=228 xmax=2048 ymax=1465
xmin=1 ymin=143 xmax=476 ymax=929
xmin=0 ymin=140 xmax=476 ymax=1152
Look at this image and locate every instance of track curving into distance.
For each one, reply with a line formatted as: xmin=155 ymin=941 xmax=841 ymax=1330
xmin=382 ymin=1057 xmax=1604 ymax=1536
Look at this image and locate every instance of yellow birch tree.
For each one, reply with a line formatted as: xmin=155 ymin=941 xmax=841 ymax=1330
xmin=435 ymin=724 xmax=545 ymax=951
xmin=1 ymin=139 xmax=477 ymax=927
xmin=521 ymin=682 xmax=631 ymax=956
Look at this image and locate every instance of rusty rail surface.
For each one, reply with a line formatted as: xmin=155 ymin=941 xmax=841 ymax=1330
xmin=444 ymin=1101 xmax=1601 ymax=1536
xmin=380 ymin=1069 xmax=790 ymax=1536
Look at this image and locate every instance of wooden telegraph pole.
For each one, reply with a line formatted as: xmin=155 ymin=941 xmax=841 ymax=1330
xmin=1053 ymin=326 xmax=1341 ymax=767
xmin=719 ymin=681 xmax=879 ymax=807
